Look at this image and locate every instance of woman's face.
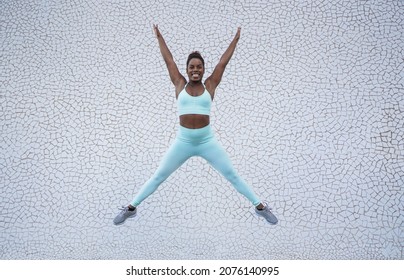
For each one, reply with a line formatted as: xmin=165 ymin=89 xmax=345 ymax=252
xmin=187 ymin=58 xmax=205 ymax=82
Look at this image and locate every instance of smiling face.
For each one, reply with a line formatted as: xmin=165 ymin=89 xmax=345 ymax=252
xmin=187 ymin=58 xmax=205 ymax=82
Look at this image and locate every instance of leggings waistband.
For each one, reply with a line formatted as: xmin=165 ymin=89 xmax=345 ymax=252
xmin=177 ymin=125 xmax=214 ymax=144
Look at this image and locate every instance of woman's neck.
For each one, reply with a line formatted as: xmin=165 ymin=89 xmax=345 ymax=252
xmin=188 ymin=80 xmax=203 ymax=87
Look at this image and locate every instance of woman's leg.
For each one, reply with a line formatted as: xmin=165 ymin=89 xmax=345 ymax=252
xmin=199 ymin=138 xmax=261 ymax=206
xmin=130 ymin=139 xmax=192 ymax=206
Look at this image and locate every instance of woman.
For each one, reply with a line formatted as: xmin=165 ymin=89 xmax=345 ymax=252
xmin=113 ymin=25 xmax=278 ymax=225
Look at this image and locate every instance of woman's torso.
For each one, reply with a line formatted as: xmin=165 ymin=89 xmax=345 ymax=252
xmin=177 ymin=83 xmax=213 ymax=129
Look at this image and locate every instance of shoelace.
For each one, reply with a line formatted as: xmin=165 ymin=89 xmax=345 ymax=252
xmin=118 ymin=206 xmax=137 ymax=213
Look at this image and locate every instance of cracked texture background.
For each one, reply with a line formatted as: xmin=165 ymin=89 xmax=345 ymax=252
xmin=1 ymin=0 xmax=403 ymax=259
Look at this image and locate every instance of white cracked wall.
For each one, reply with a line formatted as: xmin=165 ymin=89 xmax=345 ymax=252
xmin=1 ymin=0 xmax=403 ymax=259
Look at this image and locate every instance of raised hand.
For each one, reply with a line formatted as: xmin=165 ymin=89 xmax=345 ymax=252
xmin=234 ymin=27 xmax=241 ymax=40
xmin=153 ymin=24 xmax=161 ymax=38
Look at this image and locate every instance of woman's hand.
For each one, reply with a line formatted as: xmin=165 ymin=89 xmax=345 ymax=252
xmin=153 ymin=24 xmax=161 ymax=38
xmin=234 ymin=27 xmax=241 ymax=40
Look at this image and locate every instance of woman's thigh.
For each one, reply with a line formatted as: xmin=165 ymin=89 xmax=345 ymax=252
xmin=154 ymin=139 xmax=194 ymax=179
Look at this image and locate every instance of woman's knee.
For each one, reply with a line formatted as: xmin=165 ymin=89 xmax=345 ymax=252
xmin=151 ymin=172 xmax=168 ymax=185
xmin=222 ymin=168 xmax=239 ymax=183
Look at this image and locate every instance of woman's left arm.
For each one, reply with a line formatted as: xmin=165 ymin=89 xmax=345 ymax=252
xmin=205 ymin=27 xmax=241 ymax=96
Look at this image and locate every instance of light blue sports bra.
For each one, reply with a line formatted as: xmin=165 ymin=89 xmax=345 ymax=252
xmin=177 ymin=85 xmax=212 ymax=116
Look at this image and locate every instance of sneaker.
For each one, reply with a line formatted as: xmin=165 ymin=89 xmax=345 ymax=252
xmin=113 ymin=206 xmax=137 ymax=225
xmin=255 ymin=201 xmax=278 ymax=225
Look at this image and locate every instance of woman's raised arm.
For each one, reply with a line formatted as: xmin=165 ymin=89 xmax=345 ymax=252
xmin=205 ymin=27 xmax=241 ymax=96
xmin=154 ymin=24 xmax=186 ymax=93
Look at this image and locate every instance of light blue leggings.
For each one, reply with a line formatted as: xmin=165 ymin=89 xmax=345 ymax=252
xmin=130 ymin=125 xmax=261 ymax=207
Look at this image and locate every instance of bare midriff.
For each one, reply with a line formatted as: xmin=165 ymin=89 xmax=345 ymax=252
xmin=180 ymin=114 xmax=210 ymax=129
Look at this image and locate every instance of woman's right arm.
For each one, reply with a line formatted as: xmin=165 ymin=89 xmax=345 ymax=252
xmin=154 ymin=25 xmax=185 ymax=94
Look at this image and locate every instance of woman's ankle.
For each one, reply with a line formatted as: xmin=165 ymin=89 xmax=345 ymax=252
xmin=256 ymin=203 xmax=265 ymax=211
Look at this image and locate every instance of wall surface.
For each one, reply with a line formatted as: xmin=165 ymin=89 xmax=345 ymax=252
xmin=1 ymin=0 xmax=403 ymax=259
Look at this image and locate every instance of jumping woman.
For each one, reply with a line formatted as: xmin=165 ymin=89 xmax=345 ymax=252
xmin=113 ymin=25 xmax=278 ymax=225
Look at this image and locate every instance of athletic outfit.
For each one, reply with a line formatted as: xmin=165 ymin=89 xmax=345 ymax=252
xmin=130 ymin=85 xmax=261 ymax=207
xmin=113 ymin=84 xmax=278 ymax=225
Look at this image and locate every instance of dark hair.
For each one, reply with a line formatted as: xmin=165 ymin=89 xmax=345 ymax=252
xmin=186 ymin=51 xmax=205 ymax=69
